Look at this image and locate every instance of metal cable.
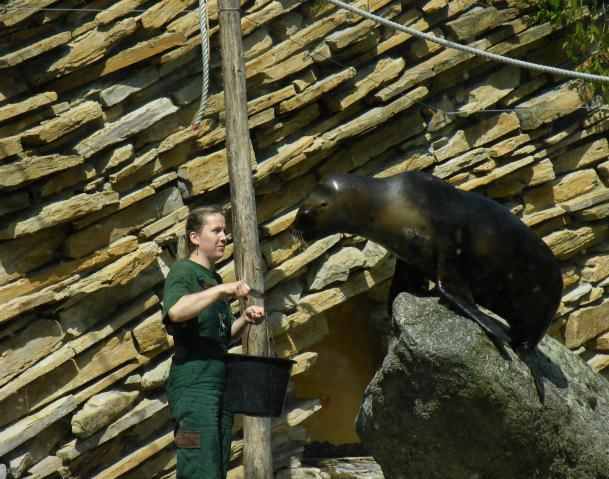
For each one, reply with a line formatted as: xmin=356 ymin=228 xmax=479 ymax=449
xmin=3 ymin=3 xmax=607 ymax=114
xmin=240 ymin=13 xmax=606 ymax=115
xmin=323 ymin=0 xmax=609 ymax=84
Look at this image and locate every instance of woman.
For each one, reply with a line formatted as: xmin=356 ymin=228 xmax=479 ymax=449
xmin=162 ymin=206 xmax=264 ymax=479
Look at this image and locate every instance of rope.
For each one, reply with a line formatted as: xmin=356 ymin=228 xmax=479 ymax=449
xmin=4 ymin=3 xmax=607 ymax=114
xmin=240 ymin=13 xmax=606 ymax=116
xmin=323 ymin=0 xmax=609 ymax=85
xmin=192 ymin=0 xmax=210 ymax=128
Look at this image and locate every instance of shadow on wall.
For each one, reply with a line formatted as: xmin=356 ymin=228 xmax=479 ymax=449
xmin=292 ymin=294 xmax=378 ymax=445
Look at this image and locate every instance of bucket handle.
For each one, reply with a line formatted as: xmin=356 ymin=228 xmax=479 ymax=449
xmin=244 ymin=313 xmax=276 ymax=358
xmin=243 ymin=313 xmax=277 ymax=358
xmin=240 ymin=276 xmax=276 ymax=357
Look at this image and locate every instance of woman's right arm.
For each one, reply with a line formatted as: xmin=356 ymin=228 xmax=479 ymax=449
xmin=167 ymin=281 xmax=251 ymax=323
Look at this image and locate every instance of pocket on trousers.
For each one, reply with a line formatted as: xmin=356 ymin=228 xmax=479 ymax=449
xmin=175 ymin=430 xmax=201 ymax=449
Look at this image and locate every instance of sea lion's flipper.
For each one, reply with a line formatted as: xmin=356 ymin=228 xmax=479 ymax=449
xmin=436 ymin=279 xmax=512 ymax=345
xmin=516 ymin=347 xmax=546 ymax=403
xmin=388 ymin=259 xmax=430 ymax=316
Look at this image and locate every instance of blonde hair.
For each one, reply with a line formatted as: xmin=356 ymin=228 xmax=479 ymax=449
xmin=177 ymin=205 xmax=224 ymax=259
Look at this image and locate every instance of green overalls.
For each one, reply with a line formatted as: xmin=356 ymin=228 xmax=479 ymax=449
xmin=162 ymin=259 xmax=234 ymax=479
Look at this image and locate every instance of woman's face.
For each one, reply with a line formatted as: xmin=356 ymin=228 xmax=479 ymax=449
xmin=190 ymin=213 xmax=227 ymax=266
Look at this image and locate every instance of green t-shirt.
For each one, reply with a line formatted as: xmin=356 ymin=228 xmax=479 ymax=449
xmin=162 ymin=259 xmax=233 ymax=352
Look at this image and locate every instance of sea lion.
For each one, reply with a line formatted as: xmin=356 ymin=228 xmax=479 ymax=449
xmin=291 ymin=171 xmax=563 ymax=352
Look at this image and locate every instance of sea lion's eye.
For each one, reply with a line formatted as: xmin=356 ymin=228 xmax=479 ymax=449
xmin=320 ymin=201 xmax=328 ymax=208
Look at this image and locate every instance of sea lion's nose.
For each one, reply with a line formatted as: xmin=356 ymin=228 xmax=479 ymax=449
xmin=300 ymin=206 xmax=312 ymax=217
xmin=294 ymin=207 xmax=315 ymax=227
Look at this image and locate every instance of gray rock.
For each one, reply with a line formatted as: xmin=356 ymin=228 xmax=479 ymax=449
xmin=99 ymin=66 xmax=160 ymax=107
xmin=274 ymin=12 xmax=303 ymax=36
xmin=5 ymin=422 xmax=65 ymax=478
xmin=123 ymin=374 xmax=143 ymax=389
xmin=307 ymin=247 xmax=366 ymax=291
xmin=0 ymin=396 xmax=76 ymax=458
xmin=141 ymin=357 xmax=171 ymax=390
xmin=362 ymin=241 xmax=389 ymax=268
xmin=9 ymin=452 xmax=32 ymax=478
xmin=74 ymin=97 xmax=177 ymax=158
xmin=59 ymin=265 xmax=163 ymax=337
xmin=266 ymin=279 xmax=303 ymax=314
xmin=72 ymin=390 xmax=139 ymax=438
xmin=356 ymin=293 xmax=609 ymax=479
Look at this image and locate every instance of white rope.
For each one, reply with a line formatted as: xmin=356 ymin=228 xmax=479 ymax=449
xmin=239 ymin=13 xmax=606 ymax=116
xmin=192 ymin=0 xmax=210 ymax=127
xmin=4 ymin=3 xmax=607 ymax=113
xmin=323 ymin=0 xmax=609 ymax=84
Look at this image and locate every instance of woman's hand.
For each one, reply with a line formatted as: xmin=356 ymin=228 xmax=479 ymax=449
xmin=230 ymin=305 xmax=266 ymax=339
xmin=244 ymin=305 xmax=265 ymax=324
xmin=223 ymin=280 xmax=251 ymax=299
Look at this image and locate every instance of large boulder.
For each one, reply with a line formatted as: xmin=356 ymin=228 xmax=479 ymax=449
xmin=356 ymin=293 xmax=609 ymax=479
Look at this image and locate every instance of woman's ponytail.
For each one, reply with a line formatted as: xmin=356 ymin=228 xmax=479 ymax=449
xmin=177 ymin=233 xmax=190 ymax=259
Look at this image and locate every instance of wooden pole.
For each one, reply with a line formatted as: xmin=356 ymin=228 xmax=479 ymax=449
xmin=218 ymin=1 xmax=273 ymax=478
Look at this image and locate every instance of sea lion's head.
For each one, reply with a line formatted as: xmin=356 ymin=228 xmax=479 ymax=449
xmin=291 ymin=174 xmax=368 ymax=242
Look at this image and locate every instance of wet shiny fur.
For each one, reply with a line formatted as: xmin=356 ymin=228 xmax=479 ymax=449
xmin=292 ymin=172 xmax=563 ymax=352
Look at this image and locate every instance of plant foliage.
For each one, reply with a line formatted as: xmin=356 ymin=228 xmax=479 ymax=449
xmin=488 ymin=0 xmax=609 ymax=97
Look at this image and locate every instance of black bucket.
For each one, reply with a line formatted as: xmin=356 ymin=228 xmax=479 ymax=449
xmin=224 ymin=354 xmax=296 ymax=417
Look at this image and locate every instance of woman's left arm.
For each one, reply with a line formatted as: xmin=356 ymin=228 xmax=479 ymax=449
xmin=231 ymin=305 xmax=265 ymax=340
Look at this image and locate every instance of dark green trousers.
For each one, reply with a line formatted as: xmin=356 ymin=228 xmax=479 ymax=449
xmin=168 ymin=358 xmax=233 ymax=479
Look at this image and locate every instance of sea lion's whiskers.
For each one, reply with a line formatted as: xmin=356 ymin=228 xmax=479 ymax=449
xmin=290 ymin=229 xmax=309 ymax=252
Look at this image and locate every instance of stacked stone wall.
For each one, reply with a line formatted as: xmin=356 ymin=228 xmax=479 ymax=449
xmin=0 ymin=0 xmax=608 ymax=476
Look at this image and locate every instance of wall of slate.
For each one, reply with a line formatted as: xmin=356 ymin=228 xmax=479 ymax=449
xmin=0 ymin=0 xmax=608 ymax=476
